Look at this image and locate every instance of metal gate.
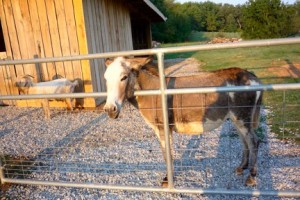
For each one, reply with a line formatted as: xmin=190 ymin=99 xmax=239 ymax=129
xmin=1 ymin=38 xmax=300 ymax=197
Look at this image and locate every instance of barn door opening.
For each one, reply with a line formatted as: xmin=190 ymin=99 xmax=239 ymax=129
xmin=0 ymin=21 xmax=6 ymax=59
xmin=130 ymin=14 xmax=152 ymax=50
xmin=0 ymin=20 xmax=14 ymax=105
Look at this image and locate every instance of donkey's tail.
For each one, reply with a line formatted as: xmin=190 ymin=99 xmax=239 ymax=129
xmin=252 ymin=91 xmax=263 ymax=129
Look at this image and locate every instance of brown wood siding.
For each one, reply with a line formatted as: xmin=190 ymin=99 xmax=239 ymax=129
xmin=0 ymin=0 xmax=95 ymax=107
xmin=0 ymin=0 xmax=20 ymax=106
xmin=0 ymin=0 xmax=138 ymax=107
xmin=83 ymin=0 xmax=133 ymax=96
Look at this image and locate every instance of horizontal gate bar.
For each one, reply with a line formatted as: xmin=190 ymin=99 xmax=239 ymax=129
xmin=1 ymin=177 xmax=299 ymax=197
xmin=1 ymin=83 xmax=300 ymax=100
xmin=165 ymin=83 xmax=300 ymax=95
xmin=0 ymin=38 xmax=299 ymax=65
xmin=1 ymin=37 xmax=300 ymax=197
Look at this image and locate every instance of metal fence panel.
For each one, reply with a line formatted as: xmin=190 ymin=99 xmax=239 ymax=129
xmin=1 ymin=38 xmax=300 ymax=197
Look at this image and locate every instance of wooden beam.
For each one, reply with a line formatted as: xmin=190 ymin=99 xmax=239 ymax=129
xmin=63 ymin=0 xmax=83 ymax=82
xmin=36 ymin=0 xmax=56 ymax=81
xmin=45 ymin=0 xmax=66 ymax=79
xmin=28 ymin=0 xmax=49 ymax=82
xmin=73 ymin=0 xmax=95 ymax=107
xmin=54 ymin=0 xmax=74 ymax=80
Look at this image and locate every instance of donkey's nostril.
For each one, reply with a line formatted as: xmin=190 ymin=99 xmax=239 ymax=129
xmin=104 ymin=104 xmax=117 ymax=113
xmin=104 ymin=106 xmax=110 ymax=113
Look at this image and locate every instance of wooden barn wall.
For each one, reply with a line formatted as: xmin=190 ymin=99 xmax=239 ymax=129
xmin=83 ymin=0 xmax=133 ymax=97
xmin=0 ymin=0 xmax=95 ymax=107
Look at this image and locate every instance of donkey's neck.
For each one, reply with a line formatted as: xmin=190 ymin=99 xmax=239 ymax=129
xmin=137 ymin=68 xmax=160 ymax=90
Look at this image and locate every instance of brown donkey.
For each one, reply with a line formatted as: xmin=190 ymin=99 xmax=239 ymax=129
xmin=103 ymin=56 xmax=263 ymax=187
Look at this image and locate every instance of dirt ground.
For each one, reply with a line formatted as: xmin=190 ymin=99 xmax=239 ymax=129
xmin=163 ymin=58 xmax=300 ymax=79
xmin=267 ymin=63 xmax=300 ymax=78
xmin=164 ymin=58 xmax=203 ymax=77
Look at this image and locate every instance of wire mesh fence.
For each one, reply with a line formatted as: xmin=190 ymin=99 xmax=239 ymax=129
xmin=1 ymin=38 xmax=300 ymax=197
xmin=0 ymin=97 xmax=299 ymax=195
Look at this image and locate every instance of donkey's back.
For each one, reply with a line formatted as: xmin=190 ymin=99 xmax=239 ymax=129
xmin=137 ymin=67 xmax=262 ymax=134
xmin=136 ymin=67 xmax=262 ymax=186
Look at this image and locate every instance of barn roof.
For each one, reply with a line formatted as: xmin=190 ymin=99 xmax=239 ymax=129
xmin=126 ymin=0 xmax=167 ymax=22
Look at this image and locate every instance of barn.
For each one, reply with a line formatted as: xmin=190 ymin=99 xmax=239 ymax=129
xmin=0 ymin=0 xmax=166 ymax=107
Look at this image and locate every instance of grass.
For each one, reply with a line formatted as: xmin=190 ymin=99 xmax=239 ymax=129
xmin=193 ymin=44 xmax=300 ymax=72
xmin=161 ymin=31 xmax=242 ymax=59
xmin=187 ymin=31 xmax=241 ymax=42
xmin=162 ymin=42 xmax=300 ymax=80
xmin=161 ymin=32 xmax=300 ymax=142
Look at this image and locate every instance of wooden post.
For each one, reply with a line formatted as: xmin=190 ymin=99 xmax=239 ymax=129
xmin=73 ymin=0 xmax=95 ymax=108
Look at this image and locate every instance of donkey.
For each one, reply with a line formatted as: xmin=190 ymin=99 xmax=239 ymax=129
xmin=15 ymin=75 xmax=79 ymax=119
xmin=103 ymin=56 xmax=263 ymax=187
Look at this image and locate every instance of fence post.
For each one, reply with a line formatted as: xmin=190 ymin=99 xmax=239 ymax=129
xmin=156 ymin=52 xmax=174 ymax=189
xmin=0 ymin=160 xmax=5 ymax=184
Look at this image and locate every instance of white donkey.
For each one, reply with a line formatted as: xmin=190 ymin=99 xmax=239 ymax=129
xmin=15 ymin=75 xmax=78 ymax=119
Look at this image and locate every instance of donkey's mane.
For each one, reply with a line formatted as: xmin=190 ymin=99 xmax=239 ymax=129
xmin=141 ymin=63 xmax=159 ymax=77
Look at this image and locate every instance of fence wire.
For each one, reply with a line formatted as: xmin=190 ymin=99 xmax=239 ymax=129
xmin=1 ymin=38 xmax=300 ymax=197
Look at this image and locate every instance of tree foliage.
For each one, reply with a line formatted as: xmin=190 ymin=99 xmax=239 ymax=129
xmin=151 ymin=0 xmax=192 ymax=43
xmin=242 ymin=0 xmax=299 ymax=39
xmin=150 ymin=0 xmax=300 ymax=42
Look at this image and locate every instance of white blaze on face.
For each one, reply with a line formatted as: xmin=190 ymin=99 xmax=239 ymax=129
xmin=104 ymin=57 xmax=129 ymax=108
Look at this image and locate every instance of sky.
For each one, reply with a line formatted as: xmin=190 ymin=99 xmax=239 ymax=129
xmin=175 ymin=0 xmax=297 ymax=6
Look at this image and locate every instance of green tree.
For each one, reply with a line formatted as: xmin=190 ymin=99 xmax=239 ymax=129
xmin=290 ymin=1 xmax=300 ymax=35
xmin=150 ymin=0 xmax=299 ymax=42
xmin=218 ymin=4 xmax=240 ymax=32
xmin=200 ymin=2 xmax=221 ymax=31
xmin=242 ymin=0 xmax=296 ymax=39
xmin=150 ymin=0 xmax=192 ymax=42
xmin=181 ymin=2 xmax=205 ymax=31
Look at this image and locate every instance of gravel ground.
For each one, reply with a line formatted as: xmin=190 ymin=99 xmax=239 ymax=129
xmin=0 ymin=104 xmax=299 ymax=200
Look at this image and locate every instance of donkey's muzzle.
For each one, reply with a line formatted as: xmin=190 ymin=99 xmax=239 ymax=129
xmin=104 ymin=104 xmax=120 ymax=119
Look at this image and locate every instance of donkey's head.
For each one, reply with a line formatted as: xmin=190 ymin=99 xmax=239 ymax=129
xmin=15 ymin=75 xmax=34 ymax=94
xmin=103 ymin=56 xmax=153 ymax=119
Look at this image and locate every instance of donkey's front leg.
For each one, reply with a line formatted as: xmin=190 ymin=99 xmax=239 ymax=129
xmin=155 ymin=128 xmax=174 ymax=188
xmin=41 ymin=99 xmax=50 ymax=119
xmin=65 ymin=98 xmax=73 ymax=111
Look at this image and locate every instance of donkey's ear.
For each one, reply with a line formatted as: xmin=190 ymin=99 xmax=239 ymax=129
xmin=141 ymin=56 xmax=154 ymax=65
xmin=128 ymin=56 xmax=154 ymax=70
xmin=105 ymin=58 xmax=114 ymax=67
xmin=23 ymin=74 xmax=34 ymax=82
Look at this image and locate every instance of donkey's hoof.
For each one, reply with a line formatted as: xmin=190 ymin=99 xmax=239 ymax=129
xmin=245 ymin=175 xmax=256 ymax=186
xmin=235 ymin=167 xmax=244 ymax=175
xmin=161 ymin=181 xmax=168 ymax=188
xmin=161 ymin=177 xmax=168 ymax=188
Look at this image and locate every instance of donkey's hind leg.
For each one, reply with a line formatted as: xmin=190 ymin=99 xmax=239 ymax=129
xmin=235 ymin=135 xmax=249 ymax=175
xmin=244 ymin=128 xmax=259 ymax=186
xmin=232 ymin=120 xmax=259 ymax=186
xmin=154 ymin=128 xmax=174 ymax=188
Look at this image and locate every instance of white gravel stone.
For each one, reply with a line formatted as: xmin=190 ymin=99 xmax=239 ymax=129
xmin=0 ymin=105 xmax=299 ymax=199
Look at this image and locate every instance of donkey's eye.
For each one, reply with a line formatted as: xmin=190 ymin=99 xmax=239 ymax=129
xmin=121 ymin=76 xmax=128 ymax=81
